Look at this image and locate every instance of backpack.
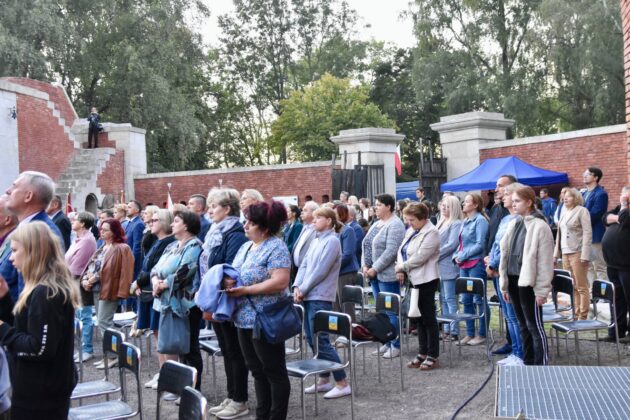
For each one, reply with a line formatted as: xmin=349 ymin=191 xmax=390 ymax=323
xmin=360 ymin=312 xmax=396 ymax=344
xmin=351 ymin=323 xmax=375 ymax=341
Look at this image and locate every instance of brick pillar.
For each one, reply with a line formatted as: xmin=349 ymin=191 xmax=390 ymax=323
xmin=622 ymin=0 xmax=630 ymax=183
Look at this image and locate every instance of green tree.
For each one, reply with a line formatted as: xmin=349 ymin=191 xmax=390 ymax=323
xmin=271 ymin=74 xmax=395 ymax=162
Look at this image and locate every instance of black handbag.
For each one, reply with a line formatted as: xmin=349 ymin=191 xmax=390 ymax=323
xmin=360 ymin=312 xmax=396 ymax=344
xmin=246 ymin=295 xmax=302 ymax=344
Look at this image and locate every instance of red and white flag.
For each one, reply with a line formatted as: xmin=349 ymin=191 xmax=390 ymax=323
xmin=167 ymin=191 xmax=174 ymax=211
xmin=394 ymin=144 xmax=402 ymax=176
xmin=65 ymin=192 xmax=73 ymax=214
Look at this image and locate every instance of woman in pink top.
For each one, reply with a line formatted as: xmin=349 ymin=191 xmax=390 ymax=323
xmin=64 ymin=211 xmax=97 ymax=361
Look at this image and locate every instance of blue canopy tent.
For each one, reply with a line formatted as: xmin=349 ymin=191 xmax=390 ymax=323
xmin=396 ymin=181 xmax=420 ymax=200
xmin=440 ymin=156 xmax=569 ymax=192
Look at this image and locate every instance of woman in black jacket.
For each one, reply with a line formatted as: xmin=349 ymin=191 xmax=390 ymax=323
xmin=201 ymin=188 xmax=250 ymax=419
xmin=0 ymin=222 xmax=80 ymax=419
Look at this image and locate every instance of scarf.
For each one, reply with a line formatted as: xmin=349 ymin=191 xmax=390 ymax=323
xmin=202 ymin=216 xmax=239 ymax=254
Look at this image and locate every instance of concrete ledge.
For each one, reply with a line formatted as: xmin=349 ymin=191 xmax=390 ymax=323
xmin=134 ymin=161 xmax=332 ymax=179
xmin=72 ymin=121 xmax=147 ymax=135
xmin=331 ymin=127 xmax=404 ymax=144
xmin=0 ymin=80 xmax=49 ymax=101
xmin=480 ymin=124 xmax=626 ymax=149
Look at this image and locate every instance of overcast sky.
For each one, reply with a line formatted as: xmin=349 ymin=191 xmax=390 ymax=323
xmin=201 ymin=0 xmax=417 ymax=48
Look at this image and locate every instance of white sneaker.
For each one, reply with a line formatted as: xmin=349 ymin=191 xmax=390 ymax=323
xmin=96 ymin=357 xmax=118 ymax=370
xmin=304 ymin=381 xmax=334 ymax=394
xmin=144 ymin=373 xmax=159 ymax=389
xmin=496 ymin=355 xmax=515 ymax=366
xmin=74 ymin=352 xmax=94 ymax=363
xmin=209 ymin=398 xmax=232 ymax=415
xmin=371 ymin=344 xmax=389 ymax=356
xmin=505 ymin=356 xmax=525 ymax=367
xmin=383 ymin=347 xmax=400 ymax=358
xmin=162 ymin=392 xmax=178 ymax=402
xmin=323 ymin=384 xmax=352 ymax=399
xmin=216 ymin=401 xmax=249 ymax=419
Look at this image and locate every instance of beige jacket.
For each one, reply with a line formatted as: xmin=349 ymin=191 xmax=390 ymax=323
xmin=499 ymin=215 xmax=554 ymax=298
xmin=554 ymin=205 xmax=592 ymax=261
xmin=396 ymin=222 xmax=440 ymax=286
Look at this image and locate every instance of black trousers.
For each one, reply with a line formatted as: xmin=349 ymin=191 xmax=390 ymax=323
xmin=507 ymin=276 xmax=548 ymax=365
xmin=413 ymin=279 xmax=440 ymax=358
xmin=88 ymin=127 xmax=99 ymax=148
xmin=214 ymin=321 xmax=249 ymax=402
xmin=11 ymin=399 xmax=70 ymax=420
xmin=237 ymin=328 xmax=290 ymax=420
xmin=607 ymin=267 xmax=630 ymax=337
xmin=181 ymin=306 xmax=203 ymax=390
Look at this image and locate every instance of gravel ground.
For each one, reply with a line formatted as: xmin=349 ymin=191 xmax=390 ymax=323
xmin=71 ymin=323 xmax=630 ymax=420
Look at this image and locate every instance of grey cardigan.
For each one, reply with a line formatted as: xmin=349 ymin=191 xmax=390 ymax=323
xmin=293 ymin=229 xmax=342 ymax=302
xmin=438 ymin=220 xmax=462 ymax=280
xmin=363 ymin=216 xmax=406 ymax=282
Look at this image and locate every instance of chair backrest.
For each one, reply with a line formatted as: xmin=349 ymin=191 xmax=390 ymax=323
xmin=551 ymin=274 xmax=575 ymax=316
xmin=454 ymin=277 xmax=486 ymax=296
xmin=313 ymin=310 xmax=352 ymax=340
xmin=157 ymin=361 xmax=197 ymax=396
xmin=103 ymin=328 xmax=125 ymax=358
xmin=554 ymin=268 xmax=571 ymax=278
xmin=376 ymin=292 xmax=401 ymax=315
xmin=119 ymin=342 xmax=143 ymax=418
xmin=342 ymin=285 xmax=364 ymax=306
xmin=592 ymin=279 xmax=615 ymax=304
xmin=178 ymin=386 xmax=207 ymax=420
xmin=293 ymin=303 xmax=304 ymax=322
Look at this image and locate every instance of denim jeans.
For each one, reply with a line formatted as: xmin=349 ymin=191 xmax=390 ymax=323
xmin=76 ymin=306 xmax=94 ymax=354
xmin=492 ymin=278 xmax=523 ymax=359
xmin=303 ymin=300 xmax=346 ymax=381
xmin=459 ymin=261 xmax=489 ymax=338
xmin=370 ymin=279 xmax=401 ymax=349
xmin=440 ymin=278 xmax=458 ymax=336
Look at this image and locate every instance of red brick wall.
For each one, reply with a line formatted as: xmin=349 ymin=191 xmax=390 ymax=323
xmin=134 ymin=165 xmax=333 ymax=207
xmin=480 ymin=132 xmax=627 ymax=208
xmin=97 ymin=149 xmax=125 ymax=197
xmin=4 ymin=77 xmax=77 ymax=125
xmin=15 ymin=93 xmax=74 ymax=181
xmin=622 ymin=0 xmax=630 ymax=183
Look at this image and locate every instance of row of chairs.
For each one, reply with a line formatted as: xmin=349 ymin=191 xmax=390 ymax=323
xmin=71 ymin=328 xmax=207 ymax=419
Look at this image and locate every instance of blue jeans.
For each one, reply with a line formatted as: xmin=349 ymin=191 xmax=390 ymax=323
xmin=440 ymin=278 xmax=459 ymax=336
xmin=303 ymin=300 xmax=346 ymax=381
xmin=493 ymin=278 xmax=523 ymax=359
xmin=370 ymin=279 xmax=400 ymax=349
xmin=76 ymin=306 xmax=94 ymax=354
xmin=459 ymin=262 xmax=489 ymax=338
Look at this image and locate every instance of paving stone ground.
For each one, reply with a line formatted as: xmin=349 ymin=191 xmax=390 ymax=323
xmin=72 ymin=318 xmax=630 ymax=420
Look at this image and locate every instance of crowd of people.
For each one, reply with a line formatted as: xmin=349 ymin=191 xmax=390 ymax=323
xmin=0 ymin=166 xmax=627 ymax=419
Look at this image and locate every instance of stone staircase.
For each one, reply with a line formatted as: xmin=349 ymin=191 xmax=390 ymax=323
xmin=55 ymin=148 xmax=116 ymax=211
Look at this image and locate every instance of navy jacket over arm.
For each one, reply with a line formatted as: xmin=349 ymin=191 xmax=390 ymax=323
xmin=583 ymin=185 xmax=608 ymax=243
xmin=125 ymin=216 xmax=145 ymax=279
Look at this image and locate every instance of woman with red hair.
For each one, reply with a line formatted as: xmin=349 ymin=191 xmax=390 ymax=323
xmin=81 ymin=218 xmax=134 ymax=369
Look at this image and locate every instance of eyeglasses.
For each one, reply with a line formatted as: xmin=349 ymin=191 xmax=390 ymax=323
xmin=148 ymin=218 xmax=159 ymax=224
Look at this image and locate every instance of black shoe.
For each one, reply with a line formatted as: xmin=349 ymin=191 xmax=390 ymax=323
xmin=492 ymin=344 xmax=512 ymax=355
xmin=490 ymin=295 xmax=499 ymax=303
xmin=597 ymin=336 xmax=616 ymax=343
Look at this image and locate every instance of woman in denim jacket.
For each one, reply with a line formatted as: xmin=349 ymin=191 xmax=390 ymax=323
xmin=452 ymin=193 xmax=489 ymax=346
xmin=436 ymin=196 xmax=463 ymax=340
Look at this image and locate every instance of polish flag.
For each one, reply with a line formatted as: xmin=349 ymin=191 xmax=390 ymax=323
xmin=394 ymin=144 xmax=402 ymax=176
xmin=65 ymin=192 xmax=73 ymax=214
xmin=167 ymin=191 xmax=174 ymax=211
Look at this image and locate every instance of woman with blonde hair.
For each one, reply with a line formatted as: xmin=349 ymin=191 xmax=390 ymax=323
xmin=436 ymin=195 xmax=464 ymax=340
xmin=554 ymin=188 xmax=592 ymax=320
xmin=0 ymin=222 xmax=80 ymax=419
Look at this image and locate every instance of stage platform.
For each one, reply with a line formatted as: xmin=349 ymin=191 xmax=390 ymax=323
xmin=495 ymin=365 xmax=630 ymax=419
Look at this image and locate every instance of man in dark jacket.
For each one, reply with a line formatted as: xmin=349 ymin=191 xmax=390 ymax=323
xmin=87 ymin=107 xmax=101 ymax=148
xmin=602 ymin=186 xmax=630 ymax=342
xmin=582 ymin=167 xmax=609 ymax=281
xmin=46 ymin=194 xmax=72 ymax=251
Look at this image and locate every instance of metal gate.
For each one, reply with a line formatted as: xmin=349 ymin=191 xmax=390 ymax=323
xmin=332 ymin=152 xmax=384 ymax=203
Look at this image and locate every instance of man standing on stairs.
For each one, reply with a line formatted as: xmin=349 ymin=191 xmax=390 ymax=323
xmin=46 ymin=195 xmax=72 ymax=251
xmin=87 ymin=107 xmax=101 ymax=149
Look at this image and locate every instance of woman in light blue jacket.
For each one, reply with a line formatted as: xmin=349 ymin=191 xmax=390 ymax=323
xmin=436 ymin=196 xmax=463 ymax=340
xmin=452 ymin=193 xmax=489 ymax=346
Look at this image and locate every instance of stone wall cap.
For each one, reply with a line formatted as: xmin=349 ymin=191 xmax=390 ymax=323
xmin=431 ymin=111 xmax=515 ymax=132
xmin=0 ymin=79 xmax=49 ymax=100
xmin=134 ymin=161 xmax=332 ymax=179
xmin=72 ymin=121 xmax=146 ymax=134
xmin=331 ymin=127 xmax=404 ymax=144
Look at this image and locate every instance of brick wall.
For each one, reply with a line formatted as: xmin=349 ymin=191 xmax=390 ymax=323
xmin=97 ymin=148 xmax=125 ymax=197
xmin=622 ymin=0 xmax=630 ymax=183
xmin=480 ymin=131 xmax=627 ymax=207
xmin=5 ymin=77 xmax=77 ymax=125
xmin=15 ymin=93 xmax=74 ymax=181
xmin=134 ymin=165 xmax=333 ymax=207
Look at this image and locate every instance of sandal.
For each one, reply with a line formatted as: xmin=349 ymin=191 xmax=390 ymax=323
xmin=420 ymin=356 xmax=439 ymax=371
xmin=407 ymin=355 xmax=426 ymax=369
